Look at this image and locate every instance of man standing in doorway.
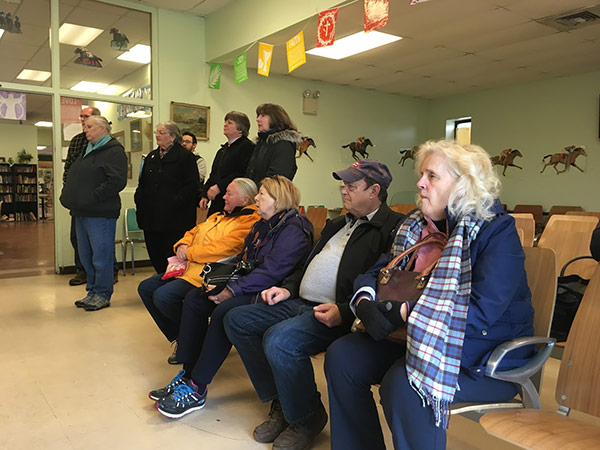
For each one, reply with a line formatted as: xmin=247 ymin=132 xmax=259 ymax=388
xmin=181 ymin=132 xmax=207 ymax=185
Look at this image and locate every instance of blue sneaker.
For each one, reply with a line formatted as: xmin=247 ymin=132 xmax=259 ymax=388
xmin=148 ymin=370 xmax=187 ymax=401
xmin=156 ymin=381 xmax=207 ymax=419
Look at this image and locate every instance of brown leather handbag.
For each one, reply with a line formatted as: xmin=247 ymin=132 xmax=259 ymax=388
xmin=355 ymin=231 xmax=448 ymax=343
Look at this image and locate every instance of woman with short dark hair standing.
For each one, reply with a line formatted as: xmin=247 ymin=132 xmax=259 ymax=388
xmin=135 ymin=121 xmax=200 ymax=274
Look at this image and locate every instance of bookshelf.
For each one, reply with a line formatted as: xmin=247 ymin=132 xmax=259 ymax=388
xmin=0 ymin=163 xmax=38 ymax=221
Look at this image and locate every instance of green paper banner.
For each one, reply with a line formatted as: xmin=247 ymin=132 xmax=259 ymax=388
xmin=234 ymin=53 xmax=248 ymax=84
xmin=208 ymin=63 xmax=222 ymax=89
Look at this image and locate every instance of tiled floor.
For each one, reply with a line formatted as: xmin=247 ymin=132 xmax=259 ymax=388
xmin=0 ymin=221 xmax=597 ymax=449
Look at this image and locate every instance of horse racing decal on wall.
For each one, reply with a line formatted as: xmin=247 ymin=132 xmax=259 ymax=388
xmin=342 ymin=137 xmax=374 ymax=161
xmin=540 ymin=145 xmax=587 ymax=174
xmin=491 ymin=148 xmax=523 ymax=176
xmin=74 ymin=48 xmax=103 ymax=67
xmin=297 ymin=137 xmax=316 ymax=161
xmin=398 ymin=146 xmax=418 ymax=166
xmin=110 ymin=28 xmax=129 ymax=51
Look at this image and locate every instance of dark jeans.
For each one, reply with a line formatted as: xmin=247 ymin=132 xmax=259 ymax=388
xmin=76 ymin=217 xmax=117 ymax=300
xmin=324 ymin=332 xmax=519 ymax=450
xmin=224 ymin=298 xmax=347 ymax=424
xmin=72 ymin=215 xmax=120 ymax=276
xmin=176 ymin=290 xmax=252 ymax=387
xmin=144 ymin=230 xmax=187 ymax=274
xmin=138 ymin=273 xmax=196 ymax=342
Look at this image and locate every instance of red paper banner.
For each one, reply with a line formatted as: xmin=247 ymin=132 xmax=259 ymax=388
xmin=364 ymin=0 xmax=389 ymax=32
xmin=60 ymin=96 xmax=82 ymax=123
xmin=317 ymin=8 xmax=339 ymax=47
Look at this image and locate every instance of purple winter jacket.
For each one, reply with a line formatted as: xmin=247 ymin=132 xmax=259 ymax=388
xmin=227 ymin=209 xmax=314 ymax=297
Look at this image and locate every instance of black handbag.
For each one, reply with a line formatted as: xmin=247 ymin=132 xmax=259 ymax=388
xmin=200 ymin=260 xmax=256 ymax=295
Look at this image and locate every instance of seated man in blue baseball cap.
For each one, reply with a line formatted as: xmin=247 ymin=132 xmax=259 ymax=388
xmin=225 ymin=159 xmax=404 ymax=450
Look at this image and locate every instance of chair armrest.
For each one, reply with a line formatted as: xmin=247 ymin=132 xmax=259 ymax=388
xmin=559 ymin=255 xmax=595 ymax=278
xmin=485 ymin=336 xmax=556 ymax=381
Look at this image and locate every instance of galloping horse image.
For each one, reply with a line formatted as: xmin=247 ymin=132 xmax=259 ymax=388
xmin=296 ymin=137 xmax=316 ymax=161
xmin=342 ymin=137 xmax=374 ymax=161
xmin=540 ymin=146 xmax=587 ymax=174
xmin=491 ymin=148 xmax=523 ymax=176
xmin=398 ymin=146 xmax=418 ymax=166
xmin=110 ymin=28 xmax=129 ymax=51
xmin=74 ymin=48 xmax=103 ymax=67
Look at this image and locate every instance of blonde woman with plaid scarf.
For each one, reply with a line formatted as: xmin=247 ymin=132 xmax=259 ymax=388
xmin=325 ymin=140 xmax=534 ymax=450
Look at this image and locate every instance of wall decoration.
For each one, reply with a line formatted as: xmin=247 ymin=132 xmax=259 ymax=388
xmin=342 ymin=137 xmax=374 ymax=160
xmin=109 ymin=28 xmax=129 ymax=51
xmin=60 ymin=97 xmax=83 ymax=123
xmin=208 ymin=63 xmax=222 ymax=89
xmin=364 ymin=0 xmax=389 ymax=32
xmin=130 ymin=120 xmax=142 ymax=152
xmin=257 ymin=43 xmax=274 ymax=77
xmin=317 ymin=8 xmax=339 ymax=47
xmin=0 ymin=12 xmax=22 ymax=34
xmin=170 ymin=102 xmax=210 ymax=141
xmin=491 ymin=148 xmax=523 ymax=176
xmin=286 ymin=31 xmax=306 ymax=72
xmin=116 ymin=85 xmax=151 ymax=120
xmin=0 ymin=91 xmax=26 ymax=120
xmin=234 ymin=53 xmax=248 ymax=84
xmin=112 ymin=130 xmax=125 ymax=147
xmin=74 ymin=48 xmax=103 ymax=67
xmin=541 ymin=145 xmax=587 ymax=174
xmin=398 ymin=146 xmax=418 ymax=166
xmin=296 ymin=137 xmax=316 ymax=161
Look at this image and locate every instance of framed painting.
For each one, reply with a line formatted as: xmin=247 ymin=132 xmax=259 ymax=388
xmin=126 ymin=152 xmax=133 ymax=179
xmin=130 ymin=119 xmax=142 ymax=152
xmin=170 ymin=102 xmax=210 ymax=141
xmin=113 ymin=130 xmax=125 ymax=147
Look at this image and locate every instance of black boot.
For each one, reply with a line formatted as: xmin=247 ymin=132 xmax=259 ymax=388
xmin=273 ymin=401 xmax=328 ymax=450
xmin=253 ymin=399 xmax=288 ymax=443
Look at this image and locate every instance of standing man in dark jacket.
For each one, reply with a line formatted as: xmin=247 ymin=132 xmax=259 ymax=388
xmin=199 ymin=111 xmax=255 ymax=216
xmin=60 ymin=116 xmax=127 ymax=311
xmin=225 ymin=159 xmax=404 ymax=450
xmin=63 ymin=106 xmax=100 ymax=286
xmin=135 ymin=121 xmax=200 ymax=274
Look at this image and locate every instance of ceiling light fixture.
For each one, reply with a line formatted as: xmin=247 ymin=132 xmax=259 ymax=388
xmin=37 ymin=146 xmax=47 ymax=150
xmin=35 ymin=121 xmax=53 ymax=127
xmin=70 ymin=81 xmax=109 ymax=93
xmin=117 ymin=44 xmax=151 ymax=64
xmin=0 ymin=30 xmax=4 ymax=39
xmin=16 ymin=69 xmax=52 ymax=82
xmin=306 ymin=31 xmax=402 ymax=60
xmin=59 ymin=23 xmax=103 ymax=46
xmin=97 ymin=85 xmax=122 ymax=96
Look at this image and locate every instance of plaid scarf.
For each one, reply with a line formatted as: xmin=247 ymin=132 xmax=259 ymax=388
xmin=391 ymin=210 xmax=484 ymax=428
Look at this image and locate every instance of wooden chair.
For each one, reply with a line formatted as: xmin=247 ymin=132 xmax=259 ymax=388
xmin=480 ymin=262 xmax=600 ymax=449
xmin=537 ymin=215 xmax=598 ymax=280
xmin=510 ymin=213 xmax=535 ymax=247
xmin=566 ymin=210 xmax=600 ymax=220
xmin=390 ymin=203 xmax=417 ymax=215
xmin=451 ymin=247 xmax=557 ymax=418
xmin=305 ymin=207 xmax=328 ymax=244
xmin=548 ymin=205 xmax=583 ymax=220
xmin=513 ymin=205 xmax=544 ymax=232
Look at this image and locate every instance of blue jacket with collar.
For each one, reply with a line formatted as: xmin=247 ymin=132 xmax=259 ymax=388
xmin=354 ymin=201 xmax=534 ymax=378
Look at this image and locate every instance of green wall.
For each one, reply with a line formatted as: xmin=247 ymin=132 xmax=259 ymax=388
xmin=427 ymin=70 xmax=600 ymax=211
xmin=0 ymin=123 xmax=38 ymax=164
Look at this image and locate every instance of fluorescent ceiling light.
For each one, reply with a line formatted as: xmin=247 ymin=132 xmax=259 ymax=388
xmin=306 ymin=31 xmax=402 ymax=60
xmin=35 ymin=121 xmax=53 ymax=127
xmin=59 ymin=23 xmax=103 ymax=46
xmin=0 ymin=30 xmax=4 ymax=39
xmin=97 ymin=85 xmax=122 ymax=96
xmin=16 ymin=69 xmax=52 ymax=82
xmin=126 ymin=110 xmax=152 ymax=118
xmin=70 ymin=81 xmax=109 ymax=93
xmin=37 ymin=146 xmax=47 ymax=150
xmin=117 ymin=44 xmax=151 ymax=64
xmin=456 ymin=122 xmax=471 ymax=129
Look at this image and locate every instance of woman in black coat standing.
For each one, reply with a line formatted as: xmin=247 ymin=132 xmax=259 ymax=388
xmin=245 ymin=103 xmax=302 ymax=184
xmin=135 ymin=121 xmax=200 ymax=273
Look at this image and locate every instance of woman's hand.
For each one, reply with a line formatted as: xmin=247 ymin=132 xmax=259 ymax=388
xmin=208 ymin=287 xmax=233 ymax=304
xmin=261 ymin=287 xmax=291 ymax=305
xmin=207 ymin=184 xmax=220 ymax=200
xmin=355 ymin=299 xmax=396 ymax=341
xmin=175 ymin=244 xmax=188 ymax=261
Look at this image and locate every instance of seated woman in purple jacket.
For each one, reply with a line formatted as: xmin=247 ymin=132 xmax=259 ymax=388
xmin=325 ymin=140 xmax=534 ymax=450
xmin=149 ymin=175 xmax=314 ymax=419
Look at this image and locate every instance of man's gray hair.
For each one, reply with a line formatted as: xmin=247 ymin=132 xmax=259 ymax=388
xmin=158 ymin=121 xmax=182 ymax=143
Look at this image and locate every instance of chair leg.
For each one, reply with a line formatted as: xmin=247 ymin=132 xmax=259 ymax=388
xmin=121 ymin=242 xmax=126 ymax=276
xmin=131 ymin=243 xmax=135 ymax=275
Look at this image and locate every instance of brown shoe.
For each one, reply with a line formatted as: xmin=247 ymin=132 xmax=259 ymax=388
xmin=69 ymin=272 xmax=87 ymax=286
xmin=273 ymin=401 xmax=328 ymax=450
xmin=253 ymin=399 xmax=288 ymax=443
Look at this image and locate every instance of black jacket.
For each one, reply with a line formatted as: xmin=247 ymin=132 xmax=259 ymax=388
xmin=60 ymin=137 xmax=127 ymax=218
xmin=281 ymin=203 xmax=404 ymax=329
xmin=202 ymin=136 xmax=255 ymax=215
xmin=135 ymin=142 xmax=200 ymax=232
xmin=245 ymin=129 xmax=301 ymax=184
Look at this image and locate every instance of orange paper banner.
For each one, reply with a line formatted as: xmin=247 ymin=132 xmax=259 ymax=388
xmin=317 ymin=8 xmax=339 ymax=47
xmin=286 ymin=31 xmax=306 ymax=73
xmin=364 ymin=0 xmax=389 ymax=32
xmin=257 ymin=42 xmax=274 ymax=77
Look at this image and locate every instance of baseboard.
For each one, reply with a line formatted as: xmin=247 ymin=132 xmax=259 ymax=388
xmin=59 ymin=259 xmax=154 ymax=275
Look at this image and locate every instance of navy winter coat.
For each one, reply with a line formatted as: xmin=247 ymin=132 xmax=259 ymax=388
xmin=227 ymin=209 xmax=314 ymax=296
xmin=354 ymin=201 xmax=534 ymax=378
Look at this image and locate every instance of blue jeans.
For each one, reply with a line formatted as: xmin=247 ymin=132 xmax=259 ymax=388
xmin=325 ymin=332 xmax=519 ymax=450
xmin=76 ymin=216 xmax=117 ymax=300
xmin=138 ymin=273 xmax=196 ymax=342
xmin=224 ymin=298 xmax=347 ymax=423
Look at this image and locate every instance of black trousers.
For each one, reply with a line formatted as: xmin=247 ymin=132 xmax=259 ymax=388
xmin=143 ymin=229 xmax=187 ymax=274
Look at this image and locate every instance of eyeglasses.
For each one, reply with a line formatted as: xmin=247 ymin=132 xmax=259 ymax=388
xmin=79 ymin=114 xmax=91 ymax=119
xmin=154 ymin=130 xmax=169 ymax=135
xmin=181 ymin=139 xmax=194 ymax=144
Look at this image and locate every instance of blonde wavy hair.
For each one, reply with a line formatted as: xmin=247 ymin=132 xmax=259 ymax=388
xmin=414 ymin=140 xmax=501 ymax=221
xmin=260 ymin=175 xmax=301 ymax=212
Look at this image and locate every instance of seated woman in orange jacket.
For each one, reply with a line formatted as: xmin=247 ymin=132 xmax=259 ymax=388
xmin=138 ymin=178 xmax=260 ymax=363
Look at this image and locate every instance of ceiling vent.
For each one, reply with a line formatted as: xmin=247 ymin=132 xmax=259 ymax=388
xmin=537 ymin=5 xmax=600 ymax=31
